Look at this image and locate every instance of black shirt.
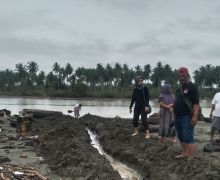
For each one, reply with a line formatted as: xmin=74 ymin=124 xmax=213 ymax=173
xmin=130 ymin=86 xmax=149 ymax=109
xmin=173 ymin=82 xmax=199 ymax=118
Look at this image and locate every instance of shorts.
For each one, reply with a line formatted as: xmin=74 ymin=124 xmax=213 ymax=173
xmin=175 ymin=115 xmax=194 ymax=143
xmin=212 ymin=116 xmax=220 ymax=131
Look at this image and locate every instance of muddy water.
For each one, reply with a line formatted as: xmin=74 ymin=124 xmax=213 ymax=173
xmin=86 ymin=128 xmax=142 ymax=180
xmin=0 ymin=97 xmax=211 ymax=118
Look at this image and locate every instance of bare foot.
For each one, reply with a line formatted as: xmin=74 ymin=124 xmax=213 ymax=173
xmin=172 ymin=138 xmax=177 ymax=143
xmin=132 ymin=132 xmax=139 ymax=136
xmin=174 ymin=154 xmax=188 ymax=159
xmin=207 ymin=137 xmax=213 ymax=141
xmin=145 ymin=134 xmax=151 ymax=139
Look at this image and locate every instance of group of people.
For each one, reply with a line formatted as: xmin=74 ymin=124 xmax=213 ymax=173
xmin=129 ymin=67 xmax=200 ymax=158
xmin=72 ymin=66 xmax=220 ymax=159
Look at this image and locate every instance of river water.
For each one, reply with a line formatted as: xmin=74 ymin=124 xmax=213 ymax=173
xmin=0 ymin=97 xmax=212 ymax=118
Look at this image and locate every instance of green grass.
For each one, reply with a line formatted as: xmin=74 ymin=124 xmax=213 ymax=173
xmin=0 ymin=86 xmax=217 ymax=99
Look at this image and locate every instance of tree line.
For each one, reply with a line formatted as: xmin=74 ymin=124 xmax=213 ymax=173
xmin=0 ymin=61 xmax=219 ymax=98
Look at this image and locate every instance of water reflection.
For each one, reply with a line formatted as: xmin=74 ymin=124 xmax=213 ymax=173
xmin=0 ymin=97 xmax=211 ymax=118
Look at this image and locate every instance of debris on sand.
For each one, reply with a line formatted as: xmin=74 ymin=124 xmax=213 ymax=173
xmin=0 ymin=164 xmax=48 ymax=180
xmin=23 ymin=109 xmax=63 ymax=119
xmin=0 ymin=109 xmax=11 ymax=117
xmin=204 ymin=140 xmax=220 ymax=152
xmin=0 ymin=156 xmax=10 ymax=164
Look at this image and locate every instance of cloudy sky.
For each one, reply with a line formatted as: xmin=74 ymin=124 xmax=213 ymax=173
xmin=0 ymin=0 xmax=220 ymax=72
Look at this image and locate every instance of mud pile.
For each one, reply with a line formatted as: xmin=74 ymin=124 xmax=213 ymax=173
xmin=34 ymin=115 xmax=121 ymax=180
xmin=81 ymin=114 xmax=220 ymax=180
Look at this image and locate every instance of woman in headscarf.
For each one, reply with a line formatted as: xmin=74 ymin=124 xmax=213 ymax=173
xmin=158 ymin=84 xmax=176 ymax=142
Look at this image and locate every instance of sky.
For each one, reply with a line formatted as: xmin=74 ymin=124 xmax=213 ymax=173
xmin=0 ymin=0 xmax=220 ymax=73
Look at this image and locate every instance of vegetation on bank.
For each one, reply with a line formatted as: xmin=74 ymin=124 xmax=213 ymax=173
xmin=0 ymin=61 xmax=219 ymax=99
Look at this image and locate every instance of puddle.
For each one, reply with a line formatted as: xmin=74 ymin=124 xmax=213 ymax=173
xmin=86 ymin=128 xmax=142 ymax=180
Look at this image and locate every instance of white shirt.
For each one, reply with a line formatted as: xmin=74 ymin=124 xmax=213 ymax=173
xmin=74 ymin=104 xmax=81 ymax=112
xmin=212 ymin=92 xmax=220 ymax=117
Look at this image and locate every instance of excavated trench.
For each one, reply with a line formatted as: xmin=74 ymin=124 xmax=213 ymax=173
xmin=81 ymin=114 xmax=220 ymax=180
xmin=86 ymin=128 xmax=142 ymax=180
xmin=9 ymin=110 xmax=220 ymax=180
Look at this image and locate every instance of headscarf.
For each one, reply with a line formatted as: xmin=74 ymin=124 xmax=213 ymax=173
xmin=159 ymin=84 xmax=174 ymax=105
xmin=161 ymin=84 xmax=172 ymax=94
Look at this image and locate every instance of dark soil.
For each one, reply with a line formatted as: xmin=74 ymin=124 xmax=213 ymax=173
xmin=81 ymin=114 xmax=220 ymax=180
xmin=34 ymin=115 xmax=121 ymax=180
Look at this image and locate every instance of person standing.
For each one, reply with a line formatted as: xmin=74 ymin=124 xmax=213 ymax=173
xmin=209 ymin=90 xmax=220 ymax=141
xmin=158 ymin=84 xmax=176 ymax=143
xmin=129 ymin=76 xmax=151 ymax=139
xmin=173 ymin=67 xmax=200 ymax=158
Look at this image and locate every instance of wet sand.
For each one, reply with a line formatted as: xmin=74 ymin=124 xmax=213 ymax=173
xmin=1 ymin=112 xmax=220 ymax=180
xmin=81 ymin=114 xmax=220 ymax=180
xmin=0 ymin=114 xmax=121 ymax=179
xmin=0 ymin=116 xmax=61 ymax=179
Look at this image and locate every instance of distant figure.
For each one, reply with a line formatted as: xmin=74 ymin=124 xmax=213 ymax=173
xmin=74 ymin=104 xmax=82 ymax=118
xmin=129 ymin=76 xmax=151 ymax=139
xmin=209 ymin=90 xmax=220 ymax=141
xmin=173 ymin=67 xmax=200 ymax=159
xmin=158 ymin=84 xmax=176 ymax=143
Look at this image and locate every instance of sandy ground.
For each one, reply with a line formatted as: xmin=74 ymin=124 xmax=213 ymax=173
xmin=1 ymin=112 xmax=220 ymax=180
xmin=0 ymin=114 xmax=121 ymax=180
xmin=81 ymin=114 xmax=220 ymax=180
xmin=0 ymin=116 xmax=61 ymax=179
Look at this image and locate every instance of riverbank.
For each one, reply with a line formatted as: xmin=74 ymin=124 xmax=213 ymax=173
xmin=0 ymin=94 xmax=212 ymax=103
xmin=81 ymin=114 xmax=220 ymax=180
xmin=0 ymin=116 xmax=61 ymax=179
xmin=0 ymin=86 xmax=217 ymax=99
xmin=1 ymin=112 xmax=220 ymax=179
xmin=0 ymin=113 xmax=121 ymax=179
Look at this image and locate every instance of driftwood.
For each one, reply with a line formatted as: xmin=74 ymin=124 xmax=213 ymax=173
xmin=0 ymin=109 xmax=11 ymax=117
xmin=0 ymin=172 xmax=10 ymax=180
xmin=0 ymin=164 xmax=48 ymax=180
xmin=23 ymin=109 xmax=63 ymax=119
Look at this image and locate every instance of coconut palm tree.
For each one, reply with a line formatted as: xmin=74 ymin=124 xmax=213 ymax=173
xmin=65 ymin=63 xmax=73 ymax=86
xmin=151 ymin=62 xmax=164 ymax=88
xmin=27 ymin=61 xmax=39 ymax=87
xmin=15 ymin=63 xmax=27 ymax=89
xmin=52 ymin=62 xmax=61 ymax=89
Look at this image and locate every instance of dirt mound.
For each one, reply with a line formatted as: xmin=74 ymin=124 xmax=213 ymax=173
xmin=81 ymin=114 xmax=220 ymax=180
xmin=23 ymin=109 xmax=63 ymax=119
xmin=34 ymin=115 xmax=121 ymax=180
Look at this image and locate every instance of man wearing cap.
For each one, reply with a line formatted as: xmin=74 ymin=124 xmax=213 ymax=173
xmin=173 ymin=67 xmax=200 ymax=158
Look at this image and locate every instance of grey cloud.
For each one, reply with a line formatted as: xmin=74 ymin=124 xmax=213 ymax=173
xmin=120 ymin=35 xmax=199 ymax=57
xmin=0 ymin=0 xmax=220 ymax=72
xmin=90 ymin=0 xmax=150 ymax=10
xmin=201 ymin=45 xmax=220 ymax=58
xmin=178 ymin=17 xmax=220 ymax=33
xmin=0 ymin=36 xmax=113 ymax=59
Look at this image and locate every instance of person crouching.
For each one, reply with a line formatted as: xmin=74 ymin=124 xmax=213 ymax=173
xmin=74 ymin=104 xmax=82 ymax=118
